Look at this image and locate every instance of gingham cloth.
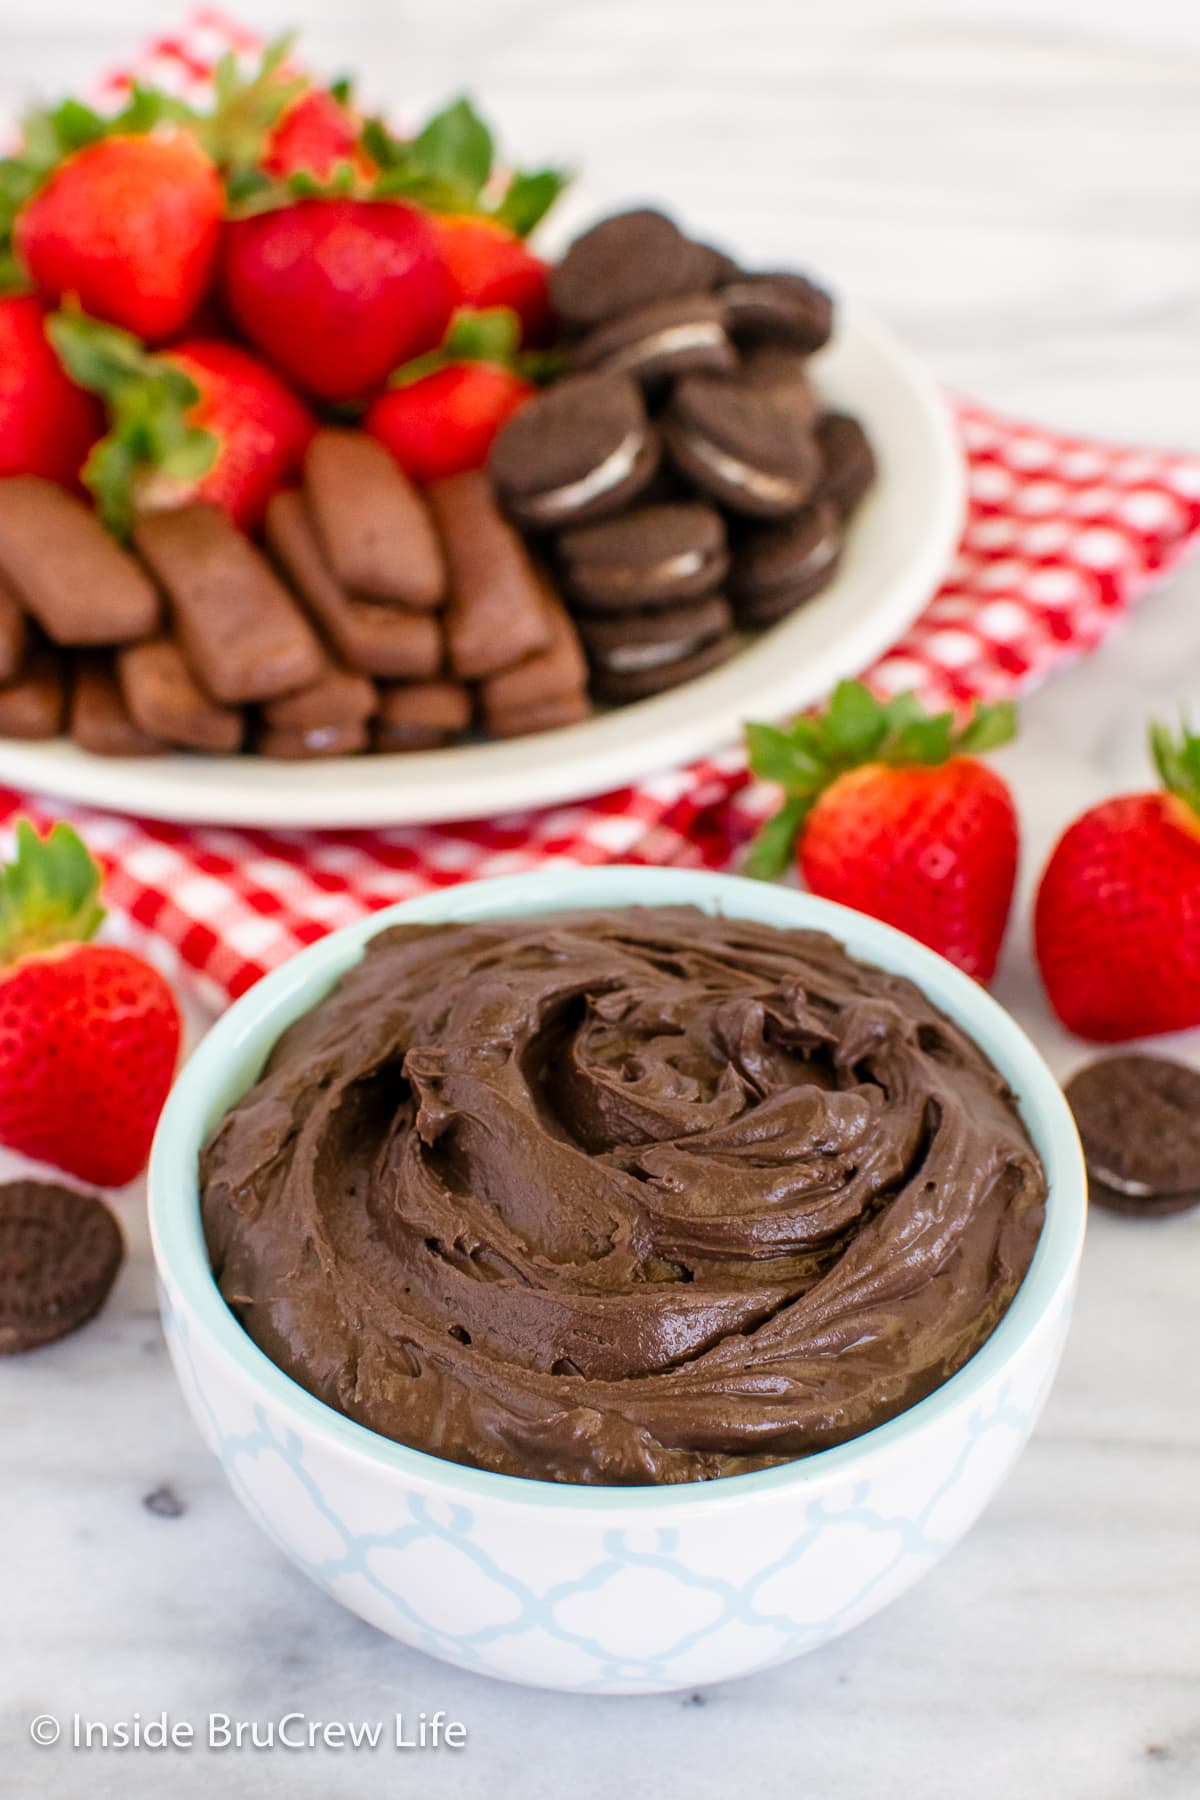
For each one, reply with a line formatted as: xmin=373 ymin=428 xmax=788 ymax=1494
xmin=1 ymin=16 xmax=1199 ymax=1010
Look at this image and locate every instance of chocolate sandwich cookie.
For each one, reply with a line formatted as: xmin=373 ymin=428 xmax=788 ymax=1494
xmin=118 ymin=639 xmax=243 ymax=754
xmin=572 ymin=295 xmax=736 ymax=386
xmin=134 ymin=504 xmax=324 ymax=706
xmin=728 ymin=501 xmax=843 ymax=626
xmin=71 ymin=655 xmax=165 ymax=757
xmin=580 ymin=594 xmax=734 ymax=702
xmin=0 ymin=1180 xmax=124 ymax=1354
xmin=374 ymin=680 xmax=473 ymax=751
xmin=664 ymin=374 xmax=820 ymax=519
xmin=259 ymin=720 xmax=369 ymax=759
xmin=427 ymin=472 xmax=555 ymax=680
xmin=304 ymin=430 xmax=445 ymax=609
xmin=261 ymin=666 xmax=377 ymax=732
xmin=0 ymin=478 xmax=159 ymax=645
xmin=720 ymin=272 xmax=833 ymax=352
xmin=490 ymin=372 xmax=660 ymax=531
xmin=478 ymin=581 xmax=588 ymax=735
xmin=738 ymin=345 xmax=819 ymax=425
xmin=0 ymin=643 xmax=65 ymax=738
xmin=0 ymin=573 xmax=28 ymax=682
xmin=264 ymin=492 xmax=442 ymax=681
xmin=815 ymin=412 xmax=877 ymax=517
xmin=559 ymin=504 xmax=729 ymax=611
xmin=1064 ymin=1054 xmax=1200 ymax=1217
xmin=549 ymin=209 xmax=719 ymax=329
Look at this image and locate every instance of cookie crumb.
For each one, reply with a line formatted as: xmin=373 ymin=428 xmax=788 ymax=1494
xmin=143 ymin=1484 xmax=186 ymax=1519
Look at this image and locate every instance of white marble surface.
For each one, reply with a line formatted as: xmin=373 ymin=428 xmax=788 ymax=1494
xmin=2 ymin=2 xmax=1199 ymax=1796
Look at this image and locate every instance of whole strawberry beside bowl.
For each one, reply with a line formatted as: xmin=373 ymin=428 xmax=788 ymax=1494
xmin=747 ymin=682 xmax=1019 ymax=982
xmin=0 ymin=820 xmax=180 ymax=1187
xmin=1035 ymin=717 xmax=1200 ymax=1041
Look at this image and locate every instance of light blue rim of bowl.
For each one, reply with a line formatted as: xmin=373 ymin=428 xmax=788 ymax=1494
xmin=149 ymin=865 xmax=1087 ymax=1515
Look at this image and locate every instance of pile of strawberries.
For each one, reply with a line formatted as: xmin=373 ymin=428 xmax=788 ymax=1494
xmin=748 ymin=685 xmax=1200 ymax=1043
xmin=0 ymin=36 xmax=564 ymax=534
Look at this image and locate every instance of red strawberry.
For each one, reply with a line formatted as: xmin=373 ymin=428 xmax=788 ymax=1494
xmin=262 ymin=87 xmax=374 ymax=183
xmin=747 ymin=683 xmax=1019 ymax=982
xmin=49 ymin=313 xmax=315 ymax=535
xmin=431 ymin=214 xmax=553 ymax=344
xmin=365 ymin=307 xmax=535 ymax=484
xmin=14 ymin=132 xmax=223 ymax=343
xmin=1034 ymin=719 xmax=1200 ymax=1040
xmin=0 ymin=294 xmax=102 ymax=485
xmin=0 ymin=820 xmax=180 ymax=1188
xmin=222 ymin=198 xmax=453 ymax=402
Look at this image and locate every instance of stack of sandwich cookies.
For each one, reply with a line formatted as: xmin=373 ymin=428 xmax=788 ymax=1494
xmin=490 ymin=205 xmax=875 ymax=704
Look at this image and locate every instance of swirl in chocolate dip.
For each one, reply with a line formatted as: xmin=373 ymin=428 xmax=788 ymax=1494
xmin=201 ymin=907 xmax=1046 ymax=1486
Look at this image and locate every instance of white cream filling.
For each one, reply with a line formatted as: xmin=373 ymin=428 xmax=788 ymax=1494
xmin=605 ymin=321 xmax=727 ymax=373
xmin=683 ymin=432 xmax=807 ymax=507
xmin=601 ymin=636 xmax=699 ymax=671
xmin=1089 ymin=1163 xmax=1157 ymax=1199
xmin=521 ymin=428 xmax=644 ymax=524
xmin=586 ymin=550 xmax=708 ymax=592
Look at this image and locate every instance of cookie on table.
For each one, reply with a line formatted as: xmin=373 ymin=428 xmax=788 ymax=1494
xmin=264 ymin=491 xmax=443 ymax=682
xmin=117 ymin=639 xmax=243 ymax=754
xmin=549 ymin=209 xmax=720 ymax=329
xmin=558 ymin=504 xmax=729 ymax=612
xmin=489 ymin=372 xmax=660 ymax=532
xmin=571 ymin=295 xmax=737 ymax=386
xmin=1065 ymin=1054 xmax=1200 ymax=1217
xmin=663 ymin=374 xmax=820 ymax=519
xmin=728 ymin=500 xmax=843 ymax=627
xmin=0 ymin=642 xmax=67 ymax=739
xmin=581 ymin=594 xmax=735 ymax=703
xmin=0 ymin=478 xmax=160 ymax=647
xmin=0 ymin=1180 xmax=124 ymax=1354
xmin=720 ymin=271 xmax=833 ymax=353
xmin=303 ymin=429 xmax=445 ymax=609
xmin=815 ymin=412 xmax=877 ymax=517
xmin=134 ymin=504 xmax=324 ymax=707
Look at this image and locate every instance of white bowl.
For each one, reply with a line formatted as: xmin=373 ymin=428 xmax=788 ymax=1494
xmin=2 ymin=306 xmax=963 ymax=828
xmin=150 ymin=868 xmax=1085 ymax=1694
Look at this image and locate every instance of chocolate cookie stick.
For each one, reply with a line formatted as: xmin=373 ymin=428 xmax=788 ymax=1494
xmin=71 ymin=655 xmax=166 ymax=757
xmin=0 ymin=477 xmax=159 ymax=645
xmin=118 ymin=639 xmax=243 ymax=753
xmin=479 ymin=582 xmax=588 ymax=736
xmin=134 ymin=504 xmax=324 ymax=705
xmin=0 ymin=572 xmax=28 ymax=682
xmin=428 ymin=472 xmax=554 ymax=680
xmin=264 ymin=492 xmax=443 ymax=681
xmin=304 ymin=430 xmax=445 ymax=608
xmin=0 ymin=642 xmax=66 ymax=739
xmin=374 ymin=680 xmax=472 ymax=751
xmin=261 ymin=665 xmax=377 ymax=732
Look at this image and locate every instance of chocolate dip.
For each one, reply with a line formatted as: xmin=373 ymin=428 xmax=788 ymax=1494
xmin=201 ymin=907 xmax=1046 ymax=1486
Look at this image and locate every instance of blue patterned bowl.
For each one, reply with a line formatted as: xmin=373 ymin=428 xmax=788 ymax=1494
xmin=149 ymin=866 xmax=1086 ymax=1694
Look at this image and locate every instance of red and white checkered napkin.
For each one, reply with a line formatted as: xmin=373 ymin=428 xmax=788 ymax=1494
xmin=1 ymin=400 xmax=1198 ymax=1010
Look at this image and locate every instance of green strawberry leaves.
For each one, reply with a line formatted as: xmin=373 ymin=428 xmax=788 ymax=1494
xmin=388 ymin=305 xmax=563 ymax=388
xmin=1150 ymin=715 xmax=1200 ymax=816
xmin=0 ymin=819 xmax=105 ymax=966
xmin=744 ymin=681 xmax=1018 ymax=880
xmin=0 ymin=85 xmax=199 ymax=292
xmin=369 ymin=97 xmax=569 ymax=235
xmin=47 ymin=310 xmax=217 ymax=539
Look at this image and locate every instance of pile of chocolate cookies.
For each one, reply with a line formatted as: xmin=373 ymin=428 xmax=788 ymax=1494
xmin=489 ymin=207 xmax=875 ymax=702
xmin=0 ymin=432 xmax=589 ymax=757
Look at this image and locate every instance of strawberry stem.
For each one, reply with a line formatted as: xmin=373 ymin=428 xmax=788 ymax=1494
xmin=744 ymin=681 xmax=1017 ymax=880
xmin=0 ymin=819 xmax=104 ymax=966
xmin=1150 ymin=715 xmax=1200 ymax=816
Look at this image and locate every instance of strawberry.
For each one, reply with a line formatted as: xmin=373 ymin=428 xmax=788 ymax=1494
xmin=262 ymin=87 xmax=374 ymax=183
xmin=1034 ymin=718 xmax=1200 ymax=1041
xmin=365 ymin=307 xmax=535 ymax=484
xmin=0 ymin=820 xmax=180 ymax=1188
xmin=747 ymin=682 xmax=1019 ymax=982
xmin=0 ymin=294 xmax=102 ymax=485
xmin=222 ymin=197 xmax=454 ymax=402
xmin=13 ymin=132 xmax=223 ymax=343
xmin=431 ymin=214 xmax=553 ymax=344
xmin=50 ymin=311 xmax=314 ymax=535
